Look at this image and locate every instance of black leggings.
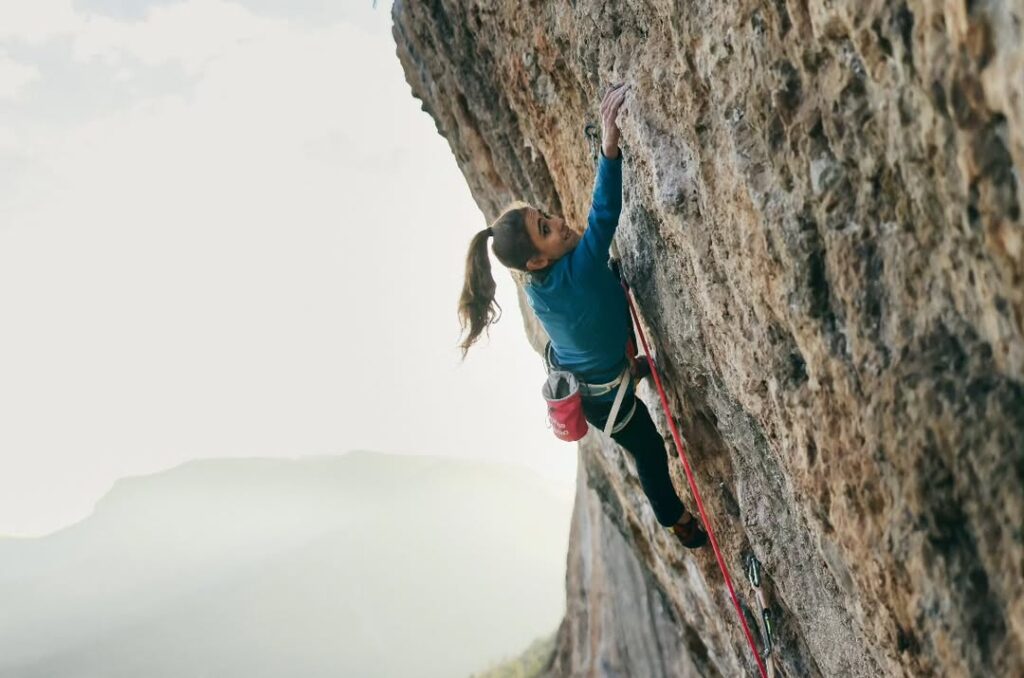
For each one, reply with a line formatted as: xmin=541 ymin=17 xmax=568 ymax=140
xmin=582 ymin=394 xmax=686 ymax=527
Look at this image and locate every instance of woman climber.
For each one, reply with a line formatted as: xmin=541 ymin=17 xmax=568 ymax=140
xmin=457 ymin=83 xmax=707 ymax=550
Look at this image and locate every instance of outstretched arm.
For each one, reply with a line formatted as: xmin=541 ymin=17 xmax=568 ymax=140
xmin=572 ymin=84 xmax=629 ymax=272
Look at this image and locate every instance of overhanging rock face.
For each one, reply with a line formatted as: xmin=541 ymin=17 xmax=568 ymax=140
xmin=392 ymin=2 xmax=1024 ymax=676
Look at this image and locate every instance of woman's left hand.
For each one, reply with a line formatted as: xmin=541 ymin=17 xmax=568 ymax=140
xmin=601 ymin=83 xmax=630 ymax=159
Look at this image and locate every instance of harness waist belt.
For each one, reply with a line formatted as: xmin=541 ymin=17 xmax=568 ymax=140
xmin=545 ymin=342 xmax=628 ymax=397
xmin=579 ymin=372 xmax=628 ymax=397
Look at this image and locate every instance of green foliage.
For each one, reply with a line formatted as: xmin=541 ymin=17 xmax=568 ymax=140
xmin=470 ymin=631 xmax=558 ymax=678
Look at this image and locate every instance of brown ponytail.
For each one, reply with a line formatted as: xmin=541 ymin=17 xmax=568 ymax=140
xmin=458 ymin=227 xmax=501 ymax=359
xmin=457 ymin=203 xmax=538 ymax=359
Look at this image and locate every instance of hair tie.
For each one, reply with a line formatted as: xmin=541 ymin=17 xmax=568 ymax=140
xmin=487 ymin=227 xmax=494 ymax=237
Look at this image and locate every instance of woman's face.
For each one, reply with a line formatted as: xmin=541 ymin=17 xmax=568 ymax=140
xmin=525 ymin=206 xmax=579 ymax=271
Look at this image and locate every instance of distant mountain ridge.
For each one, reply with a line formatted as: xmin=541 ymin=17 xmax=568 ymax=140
xmin=0 ymin=451 xmax=572 ymax=678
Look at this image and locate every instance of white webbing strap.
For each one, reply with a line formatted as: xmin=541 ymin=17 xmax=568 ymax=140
xmin=602 ymin=367 xmax=632 ymax=438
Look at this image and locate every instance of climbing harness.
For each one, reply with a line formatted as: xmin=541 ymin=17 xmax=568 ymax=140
xmin=619 ymin=272 xmax=771 ymax=678
xmin=746 ymin=555 xmax=777 ymax=677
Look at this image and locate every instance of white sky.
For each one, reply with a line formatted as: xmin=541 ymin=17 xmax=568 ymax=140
xmin=0 ymin=0 xmax=574 ymax=537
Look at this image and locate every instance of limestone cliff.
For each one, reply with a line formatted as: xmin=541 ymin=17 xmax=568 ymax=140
xmin=392 ymin=2 xmax=1024 ymax=676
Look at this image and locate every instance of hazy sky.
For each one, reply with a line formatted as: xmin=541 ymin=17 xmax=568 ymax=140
xmin=0 ymin=0 xmax=574 ymax=537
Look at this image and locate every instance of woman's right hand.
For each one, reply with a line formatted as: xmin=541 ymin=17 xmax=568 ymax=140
xmin=601 ymin=83 xmax=630 ymax=159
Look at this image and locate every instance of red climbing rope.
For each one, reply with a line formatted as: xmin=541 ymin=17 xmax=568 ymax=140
xmin=621 ymin=277 xmax=770 ymax=678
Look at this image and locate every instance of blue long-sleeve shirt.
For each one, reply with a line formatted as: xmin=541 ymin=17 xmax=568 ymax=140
xmin=525 ymin=150 xmax=630 ymax=402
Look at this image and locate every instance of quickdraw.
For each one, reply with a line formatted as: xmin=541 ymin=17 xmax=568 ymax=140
xmin=746 ymin=555 xmax=777 ymax=677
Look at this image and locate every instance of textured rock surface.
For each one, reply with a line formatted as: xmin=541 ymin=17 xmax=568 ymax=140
xmin=393 ymin=1 xmax=1024 ymax=676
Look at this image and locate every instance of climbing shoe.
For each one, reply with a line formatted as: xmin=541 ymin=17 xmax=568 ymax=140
xmin=670 ymin=511 xmax=708 ymax=549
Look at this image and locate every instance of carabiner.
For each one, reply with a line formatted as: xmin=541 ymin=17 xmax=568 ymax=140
xmin=583 ymin=123 xmax=600 ymax=165
xmin=747 ymin=554 xmax=762 ymax=588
